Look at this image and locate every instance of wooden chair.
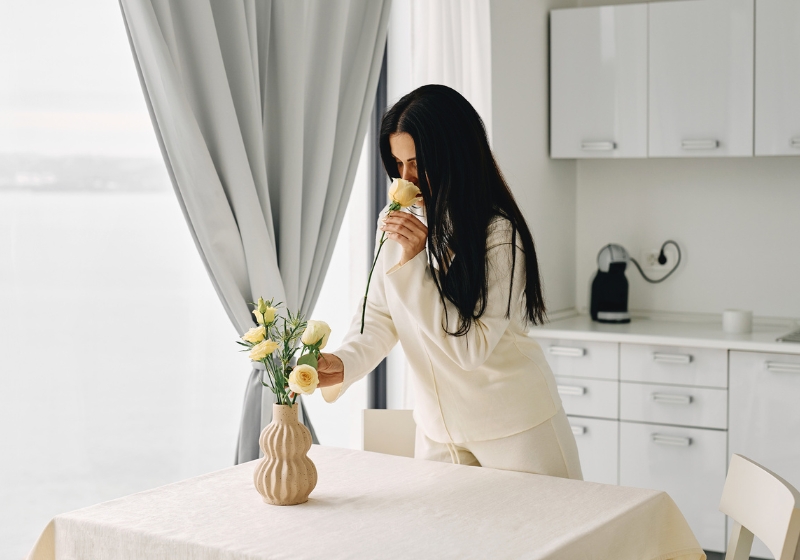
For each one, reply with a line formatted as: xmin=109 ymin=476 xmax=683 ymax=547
xmin=362 ymin=409 xmax=416 ymax=458
xmin=719 ymin=454 xmax=800 ymax=560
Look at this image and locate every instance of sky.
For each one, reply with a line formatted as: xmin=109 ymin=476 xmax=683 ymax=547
xmin=0 ymin=0 xmax=161 ymax=158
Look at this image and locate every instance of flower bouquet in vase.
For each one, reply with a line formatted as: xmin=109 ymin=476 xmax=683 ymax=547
xmin=237 ymin=297 xmax=330 ymax=505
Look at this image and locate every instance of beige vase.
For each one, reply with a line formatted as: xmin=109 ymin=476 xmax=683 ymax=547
xmin=254 ymin=403 xmax=317 ymax=505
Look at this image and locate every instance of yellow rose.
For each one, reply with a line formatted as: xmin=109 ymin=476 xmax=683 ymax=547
xmin=388 ymin=178 xmax=421 ymax=208
xmin=249 ymin=339 xmax=278 ymax=361
xmin=301 ymin=320 xmax=331 ymax=350
xmin=288 ymin=364 xmax=319 ymax=396
xmin=252 ymin=305 xmax=276 ymax=325
xmin=241 ymin=326 xmax=266 ymax=344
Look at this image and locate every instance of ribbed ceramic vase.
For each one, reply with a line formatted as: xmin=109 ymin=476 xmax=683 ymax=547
xmin=254 ymin=403 xmax=317 ymax=505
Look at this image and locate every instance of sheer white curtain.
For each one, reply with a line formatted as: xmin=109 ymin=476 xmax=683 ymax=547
xmin=408 ymin=0 xmax=492 ymax=137
xmin=119 ymin=0 xmax=391 ymax=462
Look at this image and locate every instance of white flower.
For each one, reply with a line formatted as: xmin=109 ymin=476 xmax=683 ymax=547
xmin=301 ymin=320 xmax=331 ymax=350
xmin=249 ymin=339 xmax=279 ymax=361
xmin=288 ymin=364 xmax=319 ymax=395
xmin=388 ymin=178 xmax=421 ymax=208
xmin=242 ymin=326 xmax=266 ymax=344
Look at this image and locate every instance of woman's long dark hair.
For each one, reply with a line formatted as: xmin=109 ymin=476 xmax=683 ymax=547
xmin=379 ymin=84 xmax=546 ymax=336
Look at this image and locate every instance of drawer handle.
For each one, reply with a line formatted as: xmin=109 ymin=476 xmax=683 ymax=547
xmin=766 ymin=361 xmax=800 ymax=374
xmin=571 ymin=425 xmax=587 ymax=436
xmin=651 ymin=392 xmax=693 ymax=405
xmin=549 ymin=346 xmax=586 ymax=358
xmin=558 ymin=385 xmax=587 ymax=397
xmin=681 ymin=139 xmax=719 ymax=150
xmin=581 ymin=140 xmax=616 ymax=151
xmin=791 ymin=137 xmax=800 ymax=149
xmin=652 ymin=434 xmax=692 ymax=447
xmin=652 ymin=352 xmax=693 ymax=365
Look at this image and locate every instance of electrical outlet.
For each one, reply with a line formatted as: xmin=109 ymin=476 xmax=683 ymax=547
xmin=640 ymin=246 xmax=679 ymax=271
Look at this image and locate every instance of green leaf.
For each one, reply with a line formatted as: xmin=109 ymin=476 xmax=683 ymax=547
xmin=297 ymin=353 xmax=318 ymax=369
xmin=235 ymin=341 xmax=251 ymax=348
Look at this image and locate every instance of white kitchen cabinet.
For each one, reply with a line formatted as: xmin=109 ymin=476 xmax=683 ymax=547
xmin=569 ymin=417 xmax=619 ymax=485
xmin=649 ymin=0 xmax=754 ymax=157
xmin=550 ymin=5 xmax=648 ymax=159
xmin=538 ymin=338 xmax=620 ymax=488
xmin=555 ymin=375 xmax=618 ymax=420
xmin=620 ymin=343 xmax=728 ymax=388
xmin=620 ymin=422 xmax=728 ymax=552
xmin=755 ymin=0 xmax=800 ymax=156
xmin=620 ymin=381 xmax=727 ymax=430
xmin=537 ymin=339 xmax=618 ymax=380
xmin=729 ymin=351 xmax=800 ymax=559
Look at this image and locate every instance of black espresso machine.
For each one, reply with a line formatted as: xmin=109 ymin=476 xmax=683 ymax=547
xmin=590 ymin=242 xmax=682 ymax=324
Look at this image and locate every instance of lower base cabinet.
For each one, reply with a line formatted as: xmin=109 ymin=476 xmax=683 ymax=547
xmin=567 ymin=416 xmax=619 ymax=485
xmin=619 ymin=421 xmax=728 ymax=552
xmin=729 ymin=350 xmax=800 ymax=560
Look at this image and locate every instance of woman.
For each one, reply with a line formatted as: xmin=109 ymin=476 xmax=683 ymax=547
xmin=316 ymin=84 xmax=581 ymax=479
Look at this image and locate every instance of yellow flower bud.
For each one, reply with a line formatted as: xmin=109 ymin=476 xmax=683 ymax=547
xmin=249 ymin=339 xmax=279 ymax=361
xmin=301 ymin=320 xmax=331 ymax=350
xmin=242 ymin=326 xmax=266 ymax=344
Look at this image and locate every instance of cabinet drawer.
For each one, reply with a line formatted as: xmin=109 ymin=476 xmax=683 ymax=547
xmin=620 ymin=343 xmax=727 ymax=388
xmin=620 ymin=382 xmax=727 ymax=430
xmin=538 ymin=339 xmax=618 ymax=380
xmin=555 ymin=376 xmax=618 ymax=420
xmin=620 ymin=421 xmax=728 ymax=552
xmin=568 ymin=416 xmax=619 ymax=485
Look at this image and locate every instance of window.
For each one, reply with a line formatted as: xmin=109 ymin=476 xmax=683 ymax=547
xmin=0 ymin=1 xmax=368 ymax=555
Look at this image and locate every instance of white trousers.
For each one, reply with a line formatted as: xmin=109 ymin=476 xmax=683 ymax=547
xmin=414 ymin=407 xmax=583 ymax=480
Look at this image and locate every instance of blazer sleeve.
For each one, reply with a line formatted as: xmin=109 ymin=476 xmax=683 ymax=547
xmin=322 ymin=207 xmax=399 ymax=403
xmin=383 ymin=217 xmax=526 ymax=372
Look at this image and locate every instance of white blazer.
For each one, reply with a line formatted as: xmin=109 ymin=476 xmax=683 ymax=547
xmin=322 ymin=205 xmax=563 ymax=444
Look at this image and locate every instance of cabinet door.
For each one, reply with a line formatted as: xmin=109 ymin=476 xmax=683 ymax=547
xmin=730 ymin=351 xmax=800 ymax=559
xmin=649 ymin=0 xmax=754 ymax=157
xmin=568 ymin=416 xmax=619 ymax=485
xmin=620 ymin=421 xmax=728 ymax=552
xmin=550 ymin=5 xmax=647 ymax=159
xmin=755 ymin=0 xmax=800 ymax=155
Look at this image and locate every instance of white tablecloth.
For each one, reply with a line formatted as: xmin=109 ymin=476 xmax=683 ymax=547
xmin=28 ymin=445 xmax=706 ymax=559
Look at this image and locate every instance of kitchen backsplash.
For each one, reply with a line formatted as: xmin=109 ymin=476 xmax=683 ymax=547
xmin=576 ymin=157 xmax=800 ymax=319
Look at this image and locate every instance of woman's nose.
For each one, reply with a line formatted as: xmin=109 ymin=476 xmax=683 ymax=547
xmin=401 ymin=168 xmax=417 ymax=184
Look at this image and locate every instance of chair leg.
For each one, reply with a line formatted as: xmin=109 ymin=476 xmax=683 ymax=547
xmin=725 ymin=522 xmax=754 ymax=560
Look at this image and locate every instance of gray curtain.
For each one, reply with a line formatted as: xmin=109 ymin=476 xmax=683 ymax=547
xmin=120 ymin=0 xmax=391 ymax=463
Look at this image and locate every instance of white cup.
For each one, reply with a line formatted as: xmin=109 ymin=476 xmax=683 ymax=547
xmin=722 ymin=309 xmax=753 ymax=334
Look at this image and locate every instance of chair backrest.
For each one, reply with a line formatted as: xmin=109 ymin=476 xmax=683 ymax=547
xmin=719 ymin=454 xmax=800 ymax=560
xmin=362 ymin=409 xmax=416 ymax=458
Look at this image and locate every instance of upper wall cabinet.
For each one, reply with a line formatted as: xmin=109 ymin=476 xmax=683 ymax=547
xmin=755 ymin=0 xmax=800 ymax=156
xmin=649 ymin=0 xmax=754 ymax=157
xmin=550 ymin=5 xmax=648 ymax=159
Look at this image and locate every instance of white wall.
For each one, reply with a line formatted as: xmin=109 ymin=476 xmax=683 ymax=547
xmin=576 ymin=157 xmax=800 ymax=319
xmin=490 ymin=0 xmax=579 ymax=314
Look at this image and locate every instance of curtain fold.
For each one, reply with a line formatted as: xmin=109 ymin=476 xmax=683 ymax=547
xmin=409 ymin=0 xmax=492 ymax=138
xmin=120 ymin=0 xmax=391 ymax=463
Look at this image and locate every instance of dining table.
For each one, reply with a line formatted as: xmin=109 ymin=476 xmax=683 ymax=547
xmin=27 ymin=445 xmax=706 ymax=559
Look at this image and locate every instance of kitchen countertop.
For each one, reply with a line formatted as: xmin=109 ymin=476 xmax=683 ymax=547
xmin=530 ymin=314 xmax=800 ymax=355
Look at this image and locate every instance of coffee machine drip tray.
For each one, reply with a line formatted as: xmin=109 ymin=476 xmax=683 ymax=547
xmin=597 ymin=311 xmax=631 ymax=323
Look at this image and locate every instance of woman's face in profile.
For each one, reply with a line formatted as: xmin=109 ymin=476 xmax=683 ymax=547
xmin=389 ymin=132 xmax=418 ymax=186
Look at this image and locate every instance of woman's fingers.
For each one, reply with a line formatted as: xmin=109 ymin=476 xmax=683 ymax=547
xmin=381 ymin=211 xmax=428 ymax=264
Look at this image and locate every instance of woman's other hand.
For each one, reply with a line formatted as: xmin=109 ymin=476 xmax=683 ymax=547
xmin=380 ymin=210 xmax=428 ymax=266
xmin=317 ymin=353 xmax=344 ymax=387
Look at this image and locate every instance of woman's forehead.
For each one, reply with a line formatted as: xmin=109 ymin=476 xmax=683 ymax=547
xmin=389 ymin=132 xmax=416 ymax=159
